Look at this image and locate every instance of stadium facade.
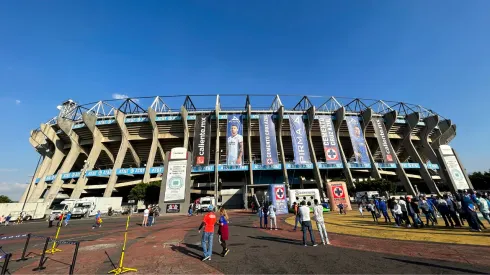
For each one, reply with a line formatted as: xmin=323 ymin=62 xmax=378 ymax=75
xmin=20 ymin=95 xmax=473 ymax=209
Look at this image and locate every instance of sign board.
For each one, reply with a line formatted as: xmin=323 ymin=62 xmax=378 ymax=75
xmin=170 ymin=147 xmax=188 ymax=160
xmin=164 ymin=159 xmax=187 ymax=202
xmin=326 ymin=181 xmax=352 ymax=211
xmin=166 ymin=204 xmax=180 ymax=213
xmin=269 ymin=184 xmax=288 ymax=215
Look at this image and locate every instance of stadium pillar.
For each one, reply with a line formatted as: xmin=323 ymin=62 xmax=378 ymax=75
xmin=404 ymin=112 xmax=440 ymax=195
xmin=104 ymin=110 xmax=141 ymax=197
xmin=25 ymin=131 xmax=54 ymax=202
xmin=277 ymin=106 xmax=290 ymax=192
xmin=43 ymin=122 xmax=83 ymax=206
xmin=333 ymin=107 xmax=355 ymax=189
xmin=360 ymin=108 xmax=382 ymax=180
xmin=28 ymin=124 xmax=67 ymax=202
xmin=306 ymin=106 xmax=325 ymax=200
xmin=71 ymin=113 xmax=113 ymax=199
xmin=421 ymin=116 xmax=449 ymax=186
xmin=384 ymin=111 xmax=416 ymax=196
xmin=431 ymin=120 xmax=452 ymax=150
xmin=181 ymin=106 xmax=189 ymax=150
xmin=144 ymin=107 xmax=165 ymax=183
xmin=246 ymin=103 xmax=253 ymax=209
xmin=214 ymin=96 xmax=221 ymax=204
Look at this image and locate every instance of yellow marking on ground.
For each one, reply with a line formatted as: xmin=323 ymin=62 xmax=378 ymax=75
xmin=285 ymin=212 xmax=490 ymax=246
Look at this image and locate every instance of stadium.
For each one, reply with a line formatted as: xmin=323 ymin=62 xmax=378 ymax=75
xmin=20 ymin=94 xmax=472 ymax=210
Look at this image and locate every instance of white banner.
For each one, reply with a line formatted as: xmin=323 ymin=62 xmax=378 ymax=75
xmin=164 ymin=160 xmax=187 ymax=202
xmin=442 ymin=155 xmax=470 ymax=190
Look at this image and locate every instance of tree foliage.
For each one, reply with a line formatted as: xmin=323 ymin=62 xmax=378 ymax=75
xmin=128 ymin=181 xmax=161 ymax=204
xmin=469 ymin=170 xmax=490 ymax=190
xmin=348 ymin=179 xmax=397 ymax=195
xmin=0 ymin=195 xmax=13 ymax=203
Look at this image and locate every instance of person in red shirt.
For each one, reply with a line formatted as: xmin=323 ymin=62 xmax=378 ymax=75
xmin=198 ymin=205 xmax=216 ymax=261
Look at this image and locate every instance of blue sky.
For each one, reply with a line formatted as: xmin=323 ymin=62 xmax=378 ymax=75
xmin=1 ymin=1 xmax=490 ymax=199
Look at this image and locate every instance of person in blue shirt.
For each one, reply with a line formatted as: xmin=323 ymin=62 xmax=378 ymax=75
xmin=258 ymin=206 xmax=264 ymax=229
xmin=428 ymin=195 xmax=438 ymax=225
xmin=378 ymin=198 xmax=391 ymax=223
xmin=374 ymin=199 xmax=381 ymax=214
xmin=64 ymin=212 xmax=72 ymax=226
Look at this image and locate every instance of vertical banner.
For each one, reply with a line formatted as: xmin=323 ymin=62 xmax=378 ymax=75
xmin=289 ymin=115 xmax=311 ymax=164
xmin=164 ymin=159 xmax=187 ymax=202
xmin=346 ymin=116 xmax=370 ymax=165
xmin=317 ymin=115 xmax=342 ymax=164
xmin=269 ymin=184 xmax=288 ymax=215
xmin=259 ymin=114 xmax=279 ymax=165
xmin=440 ymin=145 xmax=470 ymax=190
xmin=371 ymin=118 xmax=395 ymax=163
xmin=226 ymin=115 xmax=244 ymax=165
xmin=192 ymin=114 xmax=211 ymax=166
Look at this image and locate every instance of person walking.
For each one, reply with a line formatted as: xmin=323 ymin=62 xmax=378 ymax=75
xmin=358 ymin=202 xmax=364 ymax=217
xmin=388 ymin=197 xmax=396 ymax=220
xmin=64 ymin=212 xmax=72 ymax=226
xmin=477 ymin=194 xmax=490 ymax=225
xmin=299 ymin=201 xmax=317 ymax=247
xmin=446 ymin=194 xmax=462 ymax=227
xmin=408 ymin=197 xmax=424 ymax=228
xmin=293 ymin=202 xmax=301 ymax=231
xmin=398 ymin=197 xmax=411 ymax=228
xmin=48 ymin=213 xmax=56 ymax=228
xmin=258 ymin=205 xmax=264 ymax=228
xmin=437 ymin=195 xmax=454 ymax=227
xmin=378 ymin=198 xmax=391 ymax=223
xmin=313 ymin=199 xmax=330 ymax=245
xmin=268 ymin=203 xmax=278 ymax=230
xmin=367 ymin=201 xmax=378 ymax=223
xmin=393 ymin=200 xmax=403 ymax=227
xmin=419 ymin=196 xmax=436 ymax=226
xmin=198 ymin=205 xmax=216 ymax=261
xmin=92 ymin=210 xmax=102 ymax=229
xmin=218 ymin=207 xmax=230 ymax=257
xmin=5 ymin=214 xmax=11 ymax=226
xmin=148 ymin=207 xmax=155 ymax=226
xmin=263 ymin=204 xmax=268 ymax=229
xmin=142 ymin=207 xmax=149 ymax=227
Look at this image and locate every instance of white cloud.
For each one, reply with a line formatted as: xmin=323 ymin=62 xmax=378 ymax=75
xmin=112 ymin=93 xmax=139 ymax=103
xmin=0 ymin=182 xmax=28 ymax=201
xmin=0 ymin=168 xmax=19 ymax=172
xmin=15 ymin=100 xmax=21 ymax=105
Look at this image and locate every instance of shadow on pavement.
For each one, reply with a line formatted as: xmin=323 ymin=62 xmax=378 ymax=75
xmin=248 ymin=236 xmax=301 ymax=246
xmin=175 ymin=243 xmax=222 ymax=259
xmin=384 ymin=257 xmax=488 ymax=274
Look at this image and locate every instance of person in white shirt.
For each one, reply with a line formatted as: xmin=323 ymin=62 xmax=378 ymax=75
xmin=267 ymin=203 xmax=278 ymax=230
xmin=299 ymin=201 xmax=317 ymax=247
xmin=143 ymin=207 xmax=150 ymax=227
xmin=227 ymin=123 xmax=243 ymax=165
xmin=477 ymin=193 xmax=490 ymax=225
xmin=313 ymin=199 xmax=330 ymax=245
xmin=393 ymin=200 xmax=403 ymax=227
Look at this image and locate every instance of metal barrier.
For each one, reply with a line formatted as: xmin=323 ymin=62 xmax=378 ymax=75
xmin=0 ymin=247 xmax=12 ymax=275
xmin=33 ymin=237 xmax=80 ymax=275
xmin=15 ymin=233 xmax=50 ymax=262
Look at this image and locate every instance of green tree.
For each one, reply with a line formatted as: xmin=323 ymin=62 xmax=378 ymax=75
xmin=145 ymin=181 xmax=161 ymax=204
xmin=128 ymin=183 xmax=147 ymax=202
xmin=0 ymin=195 xmax=13 ymax=203
xmin=469 ymin=170 xmax=490 ymax=190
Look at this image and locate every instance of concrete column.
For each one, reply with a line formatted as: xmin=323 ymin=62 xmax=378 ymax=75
xmin=431 ymin=120 xmax=452 ymax=150
xmin=23 ymin=131 xmax=53 ymax=202
xmin=181 ymin=106 xmax=189 ymax=150
xmin=384 ymin=111 xmax=416 ymax=195
xmin=246 ymin=104 xmax=253 ymax=209
xmin=144 ymin=107 xmax=166 ymax=183
xmin=360 ymin=109 xmax=382 ymax=180
xmin=19 ymin=154 xmax=47 ymax=203
xmin=103 ymin=110 xmax=141 ymax=197
xmin=214 ymin=106 xmax=220 ymax=203
xmin=421 ymin=116 xmax=449 ymax=184
xmin=277 ymin=106 xmax=290 ymax=191
xmin=334 ymin=107 xmax=355 ymax=189
xmin=71 ymin=113 xmax=113 ymax=199
xmin=28 ymin=124 xmax=67 ymax=202
xmin=404 ymin=113 xmax=440 ymax=195
xmin=306 ymin=107 xmax=325 ymax=200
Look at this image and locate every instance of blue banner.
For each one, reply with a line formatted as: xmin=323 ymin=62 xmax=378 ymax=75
xmin=346 ymin=116 xmax=370 ymax=165
xmin=259 ymin=114 xmax=279 ymax=165
xmin=252 ymin=164 xmax=282 ymax=170
xmin=226 ymin=115 xmax=244 ymax=165
xmin=286 ymin=163 xmax=314 ymax=169
xmin=116 ymin=168 xmax=146 ymax=175
xmin=191 ymin=165 xmax=215 ymax=173
xmin=401 ymin=163 xmax=420 ymax=169
xmin=317 ymin=115 xmax=342 ymax=165
xmin=149 ymin=167 xmax=164 ymax=174
xmin=218 ymin=165 xmax=249 ymax=171
xmin=289 ymin=115 xmax=311 ymax=165
xmin=317 ymin=162 xmax=343 ymax=169
xmin=269 ymin=184 xmax=288 ymax=215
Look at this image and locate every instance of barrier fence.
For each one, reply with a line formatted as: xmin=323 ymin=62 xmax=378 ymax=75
xmin=0 ymin=246 xmax=12 ymax=275
xmin=33 ymin=237 xmax=80 ymax=275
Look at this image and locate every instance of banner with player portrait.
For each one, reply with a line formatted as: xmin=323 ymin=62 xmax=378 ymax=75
xmin=317 ymin=115 xmax=342 ymax=165
xmin=192 ymin=114 xmax=211 ymax=166
xmin=289 ymin=115 xmax=311 ymax=164
xmin=259 ymin=114 xmax=279 ymax=165
xmin=226 ymin=115 xmax=244 ymax=165
xmin=346 ymin=116 xmax=370 ymax=165
xmin=371 ymin=118 xmax=395 ymax=163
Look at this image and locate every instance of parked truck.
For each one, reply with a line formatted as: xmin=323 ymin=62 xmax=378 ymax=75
xmin=70 ymin=197 xmax=123 ymax=218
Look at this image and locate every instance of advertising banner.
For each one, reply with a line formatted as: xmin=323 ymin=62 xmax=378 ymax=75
xmin=289 ymin=115 xmax=311 ymax=164
xmin=269 ymin=184 xmax=288 ymax=215
xmin=192 ymin=114 xmax=211 ymax=166
xmin=164 ymin=159 xmax=187 ymax=202
xmin=226 ymin=115 xmax=244 ymax=165
xmin=346 ymin=116 xmax=370 ymax=165
xmin=317 ymin=115 xmax=342 ymax=164
xmin=371 ymin=118 xmax=395 ymax=163
xmin=439 ymin=145 xmax=470 ymax=190
xmin=327 ymin=181 xmax=352 ymax=211
xmin=259 ymin=114 xmax=279 ymax=165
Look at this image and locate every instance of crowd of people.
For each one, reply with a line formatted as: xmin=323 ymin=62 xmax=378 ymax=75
xmin=358 ymin=190 xmax=490 ymax=232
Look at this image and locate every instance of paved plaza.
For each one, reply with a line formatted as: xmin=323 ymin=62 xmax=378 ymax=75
xmin=1 ymin=211 xmax=490 ymax=274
